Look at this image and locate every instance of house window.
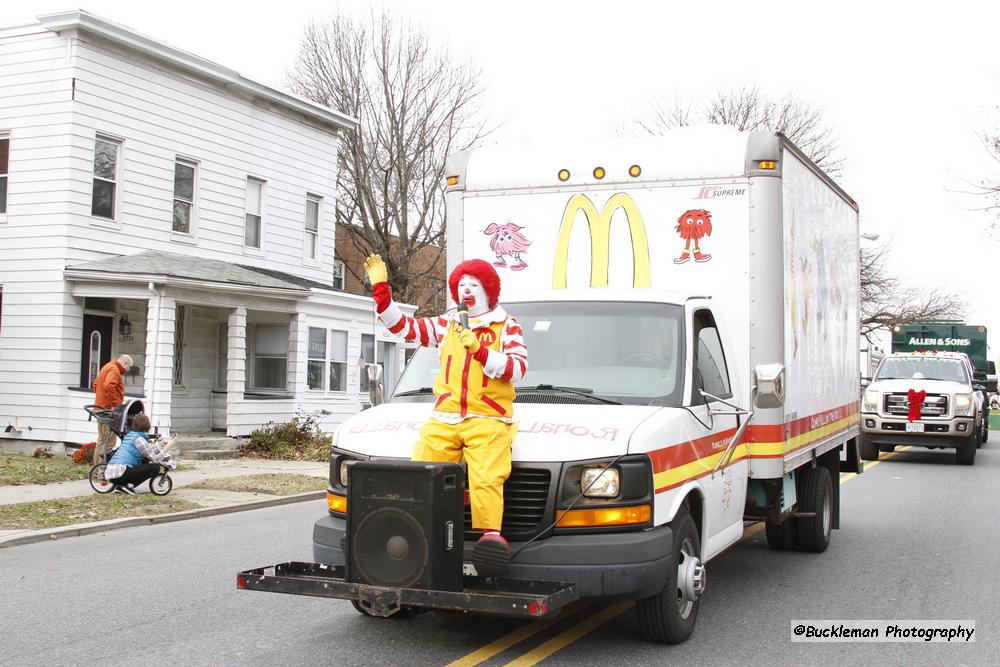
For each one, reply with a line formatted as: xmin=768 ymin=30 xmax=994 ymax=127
xmin=0 ymin=135 xmax=9 ymax=215
xmin=252 ymin=324 xmax=287 ymax=390
xmin=304 ymin=194 xmax=320 ymax=260
xmin=332 ymin=259 xmax=345 ymax=290
xmin=92 ymin=135 xmax=121 ymax=219
xmin=245 ymin=177 xmax=264 ymax=248
xmin=173 ymin=305 xmax=186 ymax=385
xmin=216 ymin=324 xmax=228 ymax=389
xmin=173 ymin=158 xmax=197 ymax=234
xmin=307 ymin=327 xmax=326 ymax=390
xmin=329 ymin=330 xmax=347 ymax=392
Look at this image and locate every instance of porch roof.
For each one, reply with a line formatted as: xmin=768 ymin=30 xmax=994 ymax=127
xmin=64 ymin=251 xmax=328 ymax=297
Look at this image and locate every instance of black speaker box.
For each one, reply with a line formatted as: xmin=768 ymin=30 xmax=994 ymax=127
xmin=346 ymin=460 xmax=465 ymax=591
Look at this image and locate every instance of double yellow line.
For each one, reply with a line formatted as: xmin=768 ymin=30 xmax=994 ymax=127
xmin=447 ymin=447 xmax=910 ymax=666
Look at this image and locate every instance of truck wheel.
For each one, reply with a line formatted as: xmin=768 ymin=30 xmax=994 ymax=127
xmin=955 ymin=438 xmax=977 ymax=466
xmin=764 ymin=519 xmax=797 ymax=550
xmin=981 ymin=422 xmax=988 ymax=445
xmin=878 ymin=444 xmax=896 ymax=453
xmin=858 ymin=434 xmax=879 ymax=461
xmin=796 ymin=466 xmax=832 ymax=553
xmin=637 ymin=507 xmax=704 ymax=644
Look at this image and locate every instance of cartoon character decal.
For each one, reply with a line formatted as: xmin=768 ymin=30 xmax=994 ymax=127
xmin=673 ymin=209 xmax=713 ymax=264
xmin=485 ymin=222 xmax=531 ymax=271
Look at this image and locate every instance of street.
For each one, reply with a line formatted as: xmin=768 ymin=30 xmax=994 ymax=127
xmin=2 ymin=444 xmax=998 ymax=666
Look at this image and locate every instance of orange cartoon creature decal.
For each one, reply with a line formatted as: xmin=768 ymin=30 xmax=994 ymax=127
xmin=673 ymin=209 xmax=713 ymax=264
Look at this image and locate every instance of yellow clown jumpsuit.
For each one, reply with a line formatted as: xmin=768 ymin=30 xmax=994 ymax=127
xmin=412 ymin=318 xmax=517 ymax=531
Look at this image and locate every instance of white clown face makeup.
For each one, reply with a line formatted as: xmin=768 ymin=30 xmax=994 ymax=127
xmin=457 ymin=275 xmax=490 ymax=317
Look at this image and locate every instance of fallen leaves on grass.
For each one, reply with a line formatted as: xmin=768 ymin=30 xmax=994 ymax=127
xmin=0 ymin=494 xmax=201 ymax=530
xmin=186 ymin=473 xmax=327 ymax=496
xmin=0 ymin=452 xmax=91 ymax=486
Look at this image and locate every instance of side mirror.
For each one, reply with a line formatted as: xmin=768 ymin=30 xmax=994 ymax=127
xmin=973 ymin=384 xmax=986 ymax=393
xmin=753 ymin=363 xmax=786 ymax=409
xmin=366 ymin=363 xmax=384 ymax=406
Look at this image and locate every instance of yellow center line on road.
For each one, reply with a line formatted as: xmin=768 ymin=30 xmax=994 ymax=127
xmin=448 ymin=445 xmax=910 ymax=666
xmin=501 ymin=602 xmax=634 ymax=667
xmin=445 ymin=600 xmax=592 ymax=667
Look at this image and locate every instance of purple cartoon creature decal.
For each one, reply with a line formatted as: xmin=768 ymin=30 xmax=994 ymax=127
xmin=485 ymin=222 xmax=531 ymax=271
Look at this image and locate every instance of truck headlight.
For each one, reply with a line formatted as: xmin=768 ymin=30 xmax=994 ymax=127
xmin=954 ymin=393 xmax=974 ymax=417
xmin=862 ymin=390 xmax=880 ymax=413
xmin=581 ymin=466 xmax=620 ymax=498
xmin=339 ymin=459 xmax=352 ymax=487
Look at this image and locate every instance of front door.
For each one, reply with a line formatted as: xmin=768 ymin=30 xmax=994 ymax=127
xmin=80 ymin=314 xmax=113 ymax=388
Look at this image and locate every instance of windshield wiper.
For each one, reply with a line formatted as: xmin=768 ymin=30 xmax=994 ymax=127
xmin=517 ymin=384 xmax=622 ymax=405
xmin=394 ymin=387 xmax=435 ymax=397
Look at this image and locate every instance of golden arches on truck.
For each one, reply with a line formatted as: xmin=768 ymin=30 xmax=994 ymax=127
xmin=551 ymin=193 xmax=652 ymax=289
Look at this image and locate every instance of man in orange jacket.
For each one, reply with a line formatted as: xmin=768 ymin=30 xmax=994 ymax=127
xmin=364 ymin=254 xmax=528 ymax=576
xmin=93 ymin=354 xmax=133 ymax=465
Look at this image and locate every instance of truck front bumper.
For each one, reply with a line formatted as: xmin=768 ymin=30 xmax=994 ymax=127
xmin=860 ymin=414 xmax=975 ymax=448
xmin=313 ymin=514 xmax=672 ymax=599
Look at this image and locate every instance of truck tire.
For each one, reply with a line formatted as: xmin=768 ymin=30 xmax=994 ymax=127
xmin=858 ymin=434 xmax=879 ymax=461
xmin=764 ymin=519 xmax=797 ymax=550
xmin=955 ymin=437 xmax=977 ymax=466
xmin=878 ymin=444 xmax=896 ymax=453
xmin=637 ymin=507 xmax=703 ymax=644
xmin=796 ymin=466 xmax=832 ymax=553
xmin=981 ymin=422 xmax=989 ymax=444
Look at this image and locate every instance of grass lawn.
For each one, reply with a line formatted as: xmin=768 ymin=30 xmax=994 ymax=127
xmin=0 ymin=494 xmax=201 ymax=530
xmin=0 ymin=452 xmax=90 ymax=486
xmin=187 ymin=473 xmax=327 ymax=496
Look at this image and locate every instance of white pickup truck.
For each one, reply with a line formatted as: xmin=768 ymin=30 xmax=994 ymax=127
xmin=860 ymin=351 xmax=986 ymax=465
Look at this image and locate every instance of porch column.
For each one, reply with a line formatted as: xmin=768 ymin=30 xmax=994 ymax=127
xmin=287 ymin=312 xmax=307 ymax=398
xmin=143 ymin=291 xmax=175 ymax=437
xmin=226 ymin=307 xmax=247 ymax=436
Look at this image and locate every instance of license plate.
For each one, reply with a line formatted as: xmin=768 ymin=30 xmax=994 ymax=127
xmin=462 ymin=562 xmax=478 ymax=576
xmin=905 ymin=422 xmax=925 ymax=433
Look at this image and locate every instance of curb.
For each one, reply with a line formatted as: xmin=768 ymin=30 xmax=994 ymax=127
xmin=0 ymin=489 xmax=327 ymax=549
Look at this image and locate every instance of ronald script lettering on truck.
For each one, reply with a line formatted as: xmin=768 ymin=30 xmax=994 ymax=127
xmin=238 ymin=126 xmax=863 ymax=645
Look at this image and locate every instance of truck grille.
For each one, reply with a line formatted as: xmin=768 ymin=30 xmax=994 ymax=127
xmin=464 ymin=467 xmax=551 ymax=540
xmin=884 ymin=393 xmax=948 ymax=417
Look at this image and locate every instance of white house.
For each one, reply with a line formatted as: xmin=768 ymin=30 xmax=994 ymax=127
xmin=0 ymin=11 xmax=410 ymax=450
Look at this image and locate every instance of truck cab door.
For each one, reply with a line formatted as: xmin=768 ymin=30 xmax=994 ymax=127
xmin=682 ymin=303 xmax=750 ymax=557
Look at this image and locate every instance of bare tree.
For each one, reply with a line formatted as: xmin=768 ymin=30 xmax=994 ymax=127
xmin=860 ymin=243 xmax=965 ymax=342
xmin=287 ymin=11 xmax=488 ymax=309
xmin=639 ymin=85 xmax=844 ymax=175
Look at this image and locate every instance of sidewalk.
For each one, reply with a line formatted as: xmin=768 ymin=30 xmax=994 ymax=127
xmin=0 ymin=458 xmax=329 ymax=548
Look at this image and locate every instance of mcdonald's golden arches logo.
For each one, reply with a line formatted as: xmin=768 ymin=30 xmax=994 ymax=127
xmin=552 ymin=193 xmax=651 ymax=289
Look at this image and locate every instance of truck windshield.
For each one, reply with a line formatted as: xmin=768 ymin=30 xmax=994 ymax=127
xmin=875 ymin=358 xmax=969 ymax=383
xmin=393 ymin=301 xmax=685 ymax=406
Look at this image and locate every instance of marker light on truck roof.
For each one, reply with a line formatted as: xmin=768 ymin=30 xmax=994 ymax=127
xmin=628 ymin=164 xmax=641 ymax=177
xmin=555 ymin=504 xmax=651 ymax=528
xmin=758 ymin=160 xmax=777 ymax=170
xmin=593 ymin=167 xmax=606 ymax=180
xmin=446 ymin=175 xmax=459 ymax=186
xmin=558 ymin=169 xmax=570 ymax=182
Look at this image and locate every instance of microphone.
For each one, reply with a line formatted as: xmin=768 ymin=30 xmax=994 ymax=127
xmin=457 ymin=303 xmax=469 ymax=330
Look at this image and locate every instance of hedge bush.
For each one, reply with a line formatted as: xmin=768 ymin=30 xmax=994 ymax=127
xmin=239 ymin=410 xmax=332 ymax=462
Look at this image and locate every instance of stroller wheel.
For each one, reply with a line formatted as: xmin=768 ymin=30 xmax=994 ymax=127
xmin=89 ymin=464 xmax=114 ymax=494
xmin=149 ymin=473 xmax=173 ymax=496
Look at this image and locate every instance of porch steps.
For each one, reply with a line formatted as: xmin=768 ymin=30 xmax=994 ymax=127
xmin=170 ymin=432 xmax=241 ymax=460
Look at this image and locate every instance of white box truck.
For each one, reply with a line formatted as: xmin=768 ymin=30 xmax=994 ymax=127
xmin=240 ymin=126 xmax=863 ymax=644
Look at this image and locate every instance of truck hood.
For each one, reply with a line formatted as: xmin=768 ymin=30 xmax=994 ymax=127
xmin=335 ymin=402 xmax=660 ymax=462
xmin=868 ymin=379 xmax=972 ymax=395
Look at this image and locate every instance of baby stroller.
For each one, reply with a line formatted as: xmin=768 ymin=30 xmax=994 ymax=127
xmin=83 ymin=400 xmax=174 ymax=496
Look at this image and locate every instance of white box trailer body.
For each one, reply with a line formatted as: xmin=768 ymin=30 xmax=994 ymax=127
xmin=313 ymin=126 xmax=861 ymax=642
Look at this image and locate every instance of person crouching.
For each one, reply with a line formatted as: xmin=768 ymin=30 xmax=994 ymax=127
xmin=104 ymin=414 xmax=174 ymax=494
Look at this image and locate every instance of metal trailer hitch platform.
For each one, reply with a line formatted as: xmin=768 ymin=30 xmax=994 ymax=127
xmin=237 ymin=562 xmax=579 ymax=619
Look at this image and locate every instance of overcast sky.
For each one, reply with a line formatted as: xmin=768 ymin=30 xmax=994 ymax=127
xmin=6 ymin=1 xmax=1000 ymax=355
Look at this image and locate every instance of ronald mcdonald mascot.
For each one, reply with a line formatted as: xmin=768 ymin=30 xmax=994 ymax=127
xmin=364 ymin=254 xmax=528 ymax=576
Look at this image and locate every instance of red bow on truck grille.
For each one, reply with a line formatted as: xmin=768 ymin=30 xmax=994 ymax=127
xmin=907 ymin=389 xmax=926 ymax=423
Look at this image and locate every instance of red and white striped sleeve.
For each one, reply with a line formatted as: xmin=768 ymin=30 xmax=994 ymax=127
xmin=372 ymin=283 xmax=448 ymax=348
xmin=480 ymin=316 xmax=528 ymax=382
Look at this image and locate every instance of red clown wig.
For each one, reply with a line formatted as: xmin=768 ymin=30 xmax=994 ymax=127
xmin=449 ymin=259 xmax=501 ymax=309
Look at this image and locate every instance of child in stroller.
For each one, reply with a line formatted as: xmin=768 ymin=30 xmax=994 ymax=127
xmin=84 ymin=405 xmax=175 ymax=495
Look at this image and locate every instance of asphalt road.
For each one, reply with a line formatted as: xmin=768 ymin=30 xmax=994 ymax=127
xmin=2 ymin=442 xmax=998 ymax=666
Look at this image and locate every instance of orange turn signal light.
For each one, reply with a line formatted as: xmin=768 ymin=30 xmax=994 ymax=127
xmin=555 ymin=504 xmax=651 ymax=528
xmin=327 ymin=491 xmax=347 ymax=514
xmin=758 ymin=160 xmax=777 ymax=170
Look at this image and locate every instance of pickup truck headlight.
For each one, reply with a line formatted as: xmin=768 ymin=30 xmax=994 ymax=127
xmin=581 ymin=466 xmax=621 ymax=497
xmin=954 ymin=393 xmax=974 ymax=417
xmin=862 ymin=390 xmax=880 ymax=413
